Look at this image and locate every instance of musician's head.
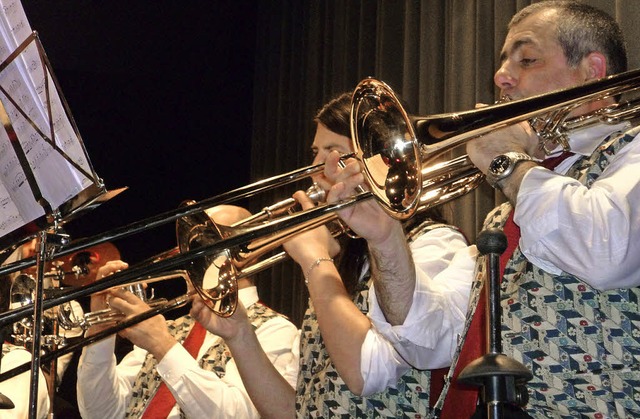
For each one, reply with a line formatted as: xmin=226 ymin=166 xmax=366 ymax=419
xmin=206 ymin=205 xmax=252 ymax=229
xmin=495 ymin=0 xmax=627 ymax=107
xmin=311 ymin=92 xmax=352 ymax=167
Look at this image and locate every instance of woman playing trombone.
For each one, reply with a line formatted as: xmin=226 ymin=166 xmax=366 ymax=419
xmin=192 ymin=92 xmax=475 ymax=417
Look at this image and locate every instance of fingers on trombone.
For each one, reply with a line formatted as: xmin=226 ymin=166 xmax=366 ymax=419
xmin=324 ymin=150 xmax=342 ymax=173
xmin=312 ymin=177 xmax=332 ymax=195
xmin=326 ymin=171 xmax=365 ymax=204
xmin=189 ymin=297 xmax=204 ymax=317
xmin=326 ymin=152 xmax=362 ymax=182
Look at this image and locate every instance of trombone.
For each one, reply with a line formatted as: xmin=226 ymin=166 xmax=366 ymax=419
xmin=351 ymin=69 xmax=640 ymax=219
xmin=1 ymin=67 xmax=640 ymax=379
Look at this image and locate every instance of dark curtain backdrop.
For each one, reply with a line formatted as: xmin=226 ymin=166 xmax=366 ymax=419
xmin=250 ymin=0 xmax=640 ymax=327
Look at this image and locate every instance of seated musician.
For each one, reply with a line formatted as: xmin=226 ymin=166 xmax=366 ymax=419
xmin=0 ymin=237 xmax=91 ymax=418
xmin=75 ymin=204 xmax=298 ymax=419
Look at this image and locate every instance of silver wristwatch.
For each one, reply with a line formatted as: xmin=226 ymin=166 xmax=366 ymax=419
xmin=486 ymin=152 xmax=534 ymax=189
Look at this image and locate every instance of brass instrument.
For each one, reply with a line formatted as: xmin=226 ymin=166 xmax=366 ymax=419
xmin=176 ymin=183 xmax=344 ymax=317
xmin=0 ymin=68 xmax=639 ymax=380
xmin=55 ymin=272 xmax=189 ymax=331
xmin=351 ymin=70 xmax=640 ymax=218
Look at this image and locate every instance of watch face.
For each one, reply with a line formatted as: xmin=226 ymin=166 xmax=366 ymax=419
xmin=489 ymin=155 xmax=511 ymax=175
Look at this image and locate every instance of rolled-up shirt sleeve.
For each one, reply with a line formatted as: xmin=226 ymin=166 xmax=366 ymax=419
xmin=362 ymin=227 xmax=477 ymax=392
xmin=360 ymin=327 xmax=411 ymax=396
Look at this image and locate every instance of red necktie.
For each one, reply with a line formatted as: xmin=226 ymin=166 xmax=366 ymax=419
xmin=141 ymin=321 xmax=207 ymax=418
xmin=440 ymin=151 xmax=574 ymax=418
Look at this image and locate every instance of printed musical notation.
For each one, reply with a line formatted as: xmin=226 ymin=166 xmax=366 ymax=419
xmin=0 ymin=0 xmax=100 ymax=241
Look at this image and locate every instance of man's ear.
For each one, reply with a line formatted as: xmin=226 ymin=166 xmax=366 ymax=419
xmin=582 ymin=52 xmax=607 ymax=80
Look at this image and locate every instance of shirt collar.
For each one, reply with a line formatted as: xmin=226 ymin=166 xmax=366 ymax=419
xmin=563 ymin=121 xmax=631 ymax=156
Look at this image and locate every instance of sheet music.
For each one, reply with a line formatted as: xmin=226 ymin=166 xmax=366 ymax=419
xmin=0 ymin=0 xmax=99 ymax=239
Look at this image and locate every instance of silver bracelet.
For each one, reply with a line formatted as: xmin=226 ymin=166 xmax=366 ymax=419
xmin=304 ymin=257 xmax=334 ymax=285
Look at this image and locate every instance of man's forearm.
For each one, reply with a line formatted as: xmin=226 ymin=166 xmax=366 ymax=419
xmin=369 ymin=226 xmax=415 ymax=325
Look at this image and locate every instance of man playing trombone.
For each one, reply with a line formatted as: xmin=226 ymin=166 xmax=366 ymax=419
xmin=370 ymin=1 xmax=640 ymax=417
xmin=75 ymin=205 xmax=298 ymax=419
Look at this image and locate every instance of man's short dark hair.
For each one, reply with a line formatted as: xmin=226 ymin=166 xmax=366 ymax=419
xmin=509 ymin=1 xmax=627 ymax=76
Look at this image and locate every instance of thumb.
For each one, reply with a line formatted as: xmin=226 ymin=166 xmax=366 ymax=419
xmin=293 ymin=190 xmax=315 ymax=210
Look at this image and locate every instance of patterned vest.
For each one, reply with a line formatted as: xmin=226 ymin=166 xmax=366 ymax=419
xmin=296 ymin=221 xmax=454 ymax=419
xmin=479 ymin=126 xmax=640 ymax=418
xmin=125 ymin=303 xmax=281 ymax=418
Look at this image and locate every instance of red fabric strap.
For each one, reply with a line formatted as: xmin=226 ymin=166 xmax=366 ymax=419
xmin=141 ymin=321 xmax=207 ymax=419
xmin=429 ymin=367 xmax=449 ymax=407
xmin=439 ymin=151 xmax=574 ymax=417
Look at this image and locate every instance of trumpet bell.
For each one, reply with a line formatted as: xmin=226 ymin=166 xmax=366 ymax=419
xmin=60 ymin=242 xmax=120 ymax=286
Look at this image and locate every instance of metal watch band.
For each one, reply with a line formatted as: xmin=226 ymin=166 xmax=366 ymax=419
xmin=486 ymin=151 xmax=534 ymax=189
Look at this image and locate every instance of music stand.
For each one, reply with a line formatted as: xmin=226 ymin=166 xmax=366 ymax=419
xmin=0 ymin=4 xmax=117 ymax=418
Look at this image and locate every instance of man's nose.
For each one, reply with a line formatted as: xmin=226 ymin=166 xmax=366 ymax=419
xmin=494 ymin=61 xmax=517 ymax=90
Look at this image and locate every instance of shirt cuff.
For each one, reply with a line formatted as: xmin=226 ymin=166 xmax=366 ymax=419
xmin=515 ymin=166 xmax=574 ymax=275
xmin=155 ymin=342 xmax=206 ymax=388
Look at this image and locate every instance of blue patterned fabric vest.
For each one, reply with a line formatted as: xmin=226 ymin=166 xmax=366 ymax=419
xmin=481 ymin=126 xmax=640 ymax=418
xmin=295 ymin=221 xmax=455 ymax=418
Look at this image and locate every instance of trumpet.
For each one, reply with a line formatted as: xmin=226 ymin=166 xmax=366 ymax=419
xmin=56 ymin=271 xmax=189 ymax=331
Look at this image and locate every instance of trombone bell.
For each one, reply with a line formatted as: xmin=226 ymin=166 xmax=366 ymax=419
xmin=177 ymin=201 xmax=238 ymax=317
xmin=351 ymin=81 xmax=422 ymax=219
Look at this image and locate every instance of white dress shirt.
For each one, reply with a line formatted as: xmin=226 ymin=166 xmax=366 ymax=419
xmin=76 ymin=286 xmax=298 ymax=418
xmin=516 ymin=121 xmax=640 ymax=290
xmin=361 ymin=226 xmax=475 ymax=395
xmin=0 ymin=345 xmax=50 ymax=419
xmin=360 ymin=121 xmax=640 ymax=394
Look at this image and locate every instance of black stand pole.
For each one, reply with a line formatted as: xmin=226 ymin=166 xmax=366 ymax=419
xmin=458 ymin=228 xmax=532 ymax=418
xmin=28 ymin=231 xmax=69 ymax=419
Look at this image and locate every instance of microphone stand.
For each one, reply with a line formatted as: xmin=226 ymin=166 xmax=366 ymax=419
xmin=458 ymin=228 xmax=532 ymax=418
